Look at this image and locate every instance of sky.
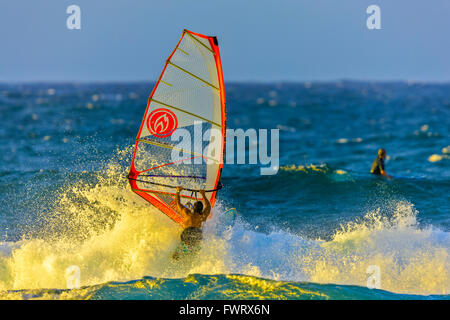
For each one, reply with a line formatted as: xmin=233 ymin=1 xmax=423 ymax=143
xmin=1 ymin=0 xmax=449 ymax=82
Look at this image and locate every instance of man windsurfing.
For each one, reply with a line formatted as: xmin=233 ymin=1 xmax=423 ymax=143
xmin=172 ymin=187 xmax=211 ymax=259
xmin=371 ymin=148 xmax=391 ymax=178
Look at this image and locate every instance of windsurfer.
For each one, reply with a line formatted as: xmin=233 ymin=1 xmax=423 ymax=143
xmin=172 ymin=187 xmax=211 ymax=259
xmin=370 ymin=148 xmax=391 ymax=178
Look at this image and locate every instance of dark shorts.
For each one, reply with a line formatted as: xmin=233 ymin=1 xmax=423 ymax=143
xmin=181 ymin=227 xmax=203 ymax=247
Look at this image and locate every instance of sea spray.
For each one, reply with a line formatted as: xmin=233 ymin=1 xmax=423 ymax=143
xmin=0 ymin=152 xmax=237 ymax=290
xmin=296 ymin=201 xmax=449 ymax=295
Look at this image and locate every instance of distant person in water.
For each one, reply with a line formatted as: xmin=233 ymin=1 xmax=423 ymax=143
xmin=173 ymin=187 xmax=211 ymax=259
xmin=371 ymin=148 xmax=391 ymax=178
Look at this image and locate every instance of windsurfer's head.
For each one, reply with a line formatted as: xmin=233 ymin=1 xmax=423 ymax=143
xmin=378 ymin=148 xmax=386 ymax=159
xmin=193 ymin=201 xmax=203 ymax=214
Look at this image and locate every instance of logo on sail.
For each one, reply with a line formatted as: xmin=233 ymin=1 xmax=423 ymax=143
xmin=147 ymin=108 xmax=178 ymax=138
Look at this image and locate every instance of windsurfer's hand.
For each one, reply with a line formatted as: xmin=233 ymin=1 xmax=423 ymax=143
xmin=177 ymin=186 xmax=183 ymax=193
xmin=199 ymin=189 xmax=206 ymax=196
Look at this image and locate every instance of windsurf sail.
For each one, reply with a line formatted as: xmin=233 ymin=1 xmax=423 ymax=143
xmin=128 ymin=29 xmax=226 ymax=226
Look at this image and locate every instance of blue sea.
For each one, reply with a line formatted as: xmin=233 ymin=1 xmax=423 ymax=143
xmin=0 ymin=81 xmax=448 ymax=300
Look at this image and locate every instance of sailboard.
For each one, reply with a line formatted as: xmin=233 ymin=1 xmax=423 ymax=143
xmin=128 ymin=29 xmax=226 ymax=226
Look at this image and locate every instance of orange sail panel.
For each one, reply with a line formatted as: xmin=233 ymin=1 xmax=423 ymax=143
xmin=128 ymin=30 xmax=226 ymax=226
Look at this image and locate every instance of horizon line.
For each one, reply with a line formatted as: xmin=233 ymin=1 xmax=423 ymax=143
xmin=1 ymin=78 xmax=450 ymax=85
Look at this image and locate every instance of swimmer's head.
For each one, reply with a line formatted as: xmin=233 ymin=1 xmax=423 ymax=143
xmin=378 ymin=148 xmax=386 ymax=159
xmin=193 ymin=201 xmax=203 ymax=214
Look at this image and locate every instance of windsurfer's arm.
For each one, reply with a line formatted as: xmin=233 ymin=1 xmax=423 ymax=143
xmin=199 ymin=189 xmax=211 ymax=220
xmin=379 ymin=160 xmax=392 ymax=179
xmin=175 ymin=187 xmax=189 ymax=218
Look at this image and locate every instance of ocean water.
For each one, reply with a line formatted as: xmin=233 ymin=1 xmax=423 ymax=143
xmin=0 ymin=81 xmax=448 ymax=300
